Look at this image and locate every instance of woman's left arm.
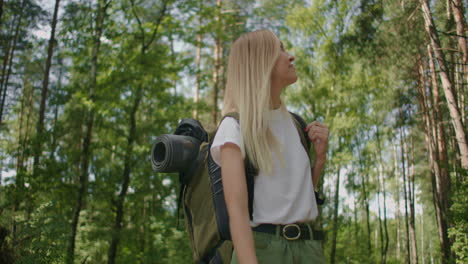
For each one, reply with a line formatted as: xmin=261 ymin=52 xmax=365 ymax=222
xmin=305 ymin=121 xmax=329 ymax=191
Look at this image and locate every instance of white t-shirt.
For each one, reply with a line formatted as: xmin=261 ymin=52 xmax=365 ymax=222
xmin=210 ymin=107 xmax=318 ymax=227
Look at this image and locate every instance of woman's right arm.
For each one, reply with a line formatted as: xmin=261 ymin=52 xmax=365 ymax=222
xmin=220 ymin=143 xmax=258 ymax=264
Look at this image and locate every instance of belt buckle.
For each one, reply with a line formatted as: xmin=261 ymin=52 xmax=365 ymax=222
xmin=283 ymin=224 xmax=301 ymax=241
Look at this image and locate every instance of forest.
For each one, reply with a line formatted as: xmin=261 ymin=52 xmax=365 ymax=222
xmin=0 ymin=0 xmax=466 ymax=263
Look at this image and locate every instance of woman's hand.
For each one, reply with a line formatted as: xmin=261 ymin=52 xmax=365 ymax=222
xmin=304 ymin=121 xmax=329 ymax=162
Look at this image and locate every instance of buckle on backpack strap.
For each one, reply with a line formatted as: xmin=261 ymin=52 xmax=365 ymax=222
xmin=283 ymin=224 xmax=301 ymax=240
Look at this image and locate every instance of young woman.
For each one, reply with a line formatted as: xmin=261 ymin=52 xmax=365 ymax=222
xmin=210 ymin=29 xmax=329 ymax=264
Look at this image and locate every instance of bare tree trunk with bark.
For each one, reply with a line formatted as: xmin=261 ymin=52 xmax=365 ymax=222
xmin=450 ymin=0 xmax=467 ymax=85
xmin=420 ymin=0 xmax=468 ymax=169
xmin=416 ymin=55 xmax=451 ymax=264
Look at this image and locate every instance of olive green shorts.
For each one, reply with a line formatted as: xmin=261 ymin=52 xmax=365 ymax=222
xmin=230 ymin=226 xmax=327 ymax=264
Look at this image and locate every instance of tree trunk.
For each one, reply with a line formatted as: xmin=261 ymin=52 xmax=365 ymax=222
xmin=0 ymin=0 xmax=26 ymax=125
xmin=376 ymin=164 xmax=384 ymax=264
xmin=49 ymin=60 xmax=63 ymax=160
xmin=408 ymin=136 xmax=418 ymax=264
xmin=362 ymin=158 xmax=372 ymax=255
xmin=399 ymin=124 xmax=411 ymax=264
xmin=357 ymin=145 xmax=372 ymax=256
xmin=193 ymin=32 xmax=201 ymax=119
xmin=66 ymin=1 xmax=109 ymax=263
xmin=212 ymin=0 xmax=222 ymax=125
xmin=419 ymin=50 xmax=451 ymax=261
xmin=416 ymin=57 xmax=451 ymax=264
xmin=330 ymin=166 xmax=340 ymax=264
xmin=420 ymin=0 xmax=468 ymax=170
xmin=193 ymin=0 xmax=203 ymax=119
xmin=7 ymin=0 xmax=28 ymax=242
xmin=0 ymin=0 xmax=3 ymax=26
xmin=450 ymin=0 xmax=467 ymax=85
xmin=421 ymin=207 xmax=425 ymax=264
xmin=108 ymin=91 xmax=141 ymax=264
xmin=12 ymin=69 xmax=33 ymax=240
xmin=393 ymin=144 xmax=401 ymax=262
xmin=107 ymin=1 xmax=167 ymax=262
xmin=376 ymin=129 xmax=388 ymax=264
xmin=33 ymin=0 xmax=61 ymax=174
xmin=427 ymin=45 xmax=450 ymax=200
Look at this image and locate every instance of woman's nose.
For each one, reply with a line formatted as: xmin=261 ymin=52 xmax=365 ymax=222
xmin=289 ymin=54 xmax=295 ymax=62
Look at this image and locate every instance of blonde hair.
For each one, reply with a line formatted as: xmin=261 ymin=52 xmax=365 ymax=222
xmin=222 ymin=29 xmax=286 ymax=174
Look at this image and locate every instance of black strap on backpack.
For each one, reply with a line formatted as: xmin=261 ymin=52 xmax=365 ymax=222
xmin=214 ymin=113 xmax=258 ymax=222
xmin=289 ymin=112 xmax=325 ymax=205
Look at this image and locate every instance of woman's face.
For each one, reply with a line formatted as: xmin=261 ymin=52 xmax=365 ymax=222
xmin=271 ymin=41 xmax=297 ymax=88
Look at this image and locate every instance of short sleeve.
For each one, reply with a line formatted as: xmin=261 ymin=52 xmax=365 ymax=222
xmin=210 ymin=117 xmax=241 ymax=166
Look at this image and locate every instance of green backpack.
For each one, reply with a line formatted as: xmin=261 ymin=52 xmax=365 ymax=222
xmin=152 ymin=112 xmax=323 ymax=264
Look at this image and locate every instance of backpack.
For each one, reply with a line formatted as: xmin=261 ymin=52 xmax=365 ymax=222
xmin=152 ymin=112 xmax=324 ymax=264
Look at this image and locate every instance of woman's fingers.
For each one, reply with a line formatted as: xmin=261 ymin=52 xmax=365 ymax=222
xmin=305 ymin=121 xmax=328 ymax=131
xmin=308 ymin=131 xmax=328 ymax=142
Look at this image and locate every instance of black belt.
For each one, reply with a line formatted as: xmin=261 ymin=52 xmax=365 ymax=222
xmin=253 ymin=223 xmax=325 ymax=241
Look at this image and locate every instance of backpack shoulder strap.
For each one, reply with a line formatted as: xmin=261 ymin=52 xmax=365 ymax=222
xmin=289 ymin=112 xmax=325 ymax=205
xmin=213 ymin=112 xmax=257 ymax=220
xmin=289 ymin=112 xmax=311 ymax=156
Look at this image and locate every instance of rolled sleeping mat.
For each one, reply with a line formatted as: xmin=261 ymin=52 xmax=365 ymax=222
xmin=151 ymin=134 xmax=201 ymax=173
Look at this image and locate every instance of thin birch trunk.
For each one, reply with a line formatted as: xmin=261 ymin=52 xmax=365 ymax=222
xmin=394 ymin=144 xmax=401 ymax=262
xmin=376 ymin=164 xmax=384 ymax=264
xmin=363 ymin=160 xmax=371 ymax=255
xmin=212 ymin=0 xmax=222 ymax=125
xmin=376 ymin=129 xmax=388 ymax=264
xmin=399 ymin=124 xmax=410 ymax=264
xmin=193 ymin=33 xmax=201 ymax=119
xmin=421 ymin=206 xmax=425 ymax=264
xmin=358 ymin=145 xmax=372 ymax=255
xmin=420 ymin=0 xmax=468 ymax=170
xmin=409 ymin=135 xmax=418 ymax=264
xmin=193 ymin=0 xmax=202 ymax=119
xmin=330 ymin=166 xmax=341 ymax=264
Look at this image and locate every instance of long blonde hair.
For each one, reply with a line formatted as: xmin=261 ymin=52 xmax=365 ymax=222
xmin=222 ymin=29 xmax=285 ymax=174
